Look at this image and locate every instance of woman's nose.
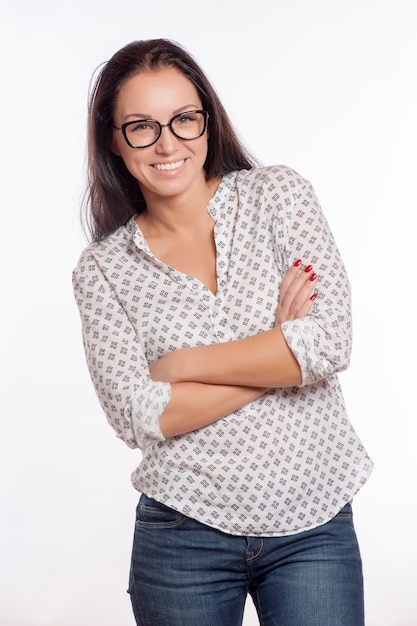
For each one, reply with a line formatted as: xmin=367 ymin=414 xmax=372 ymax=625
xmin=155 ymin=125 xmax=179 ymax=153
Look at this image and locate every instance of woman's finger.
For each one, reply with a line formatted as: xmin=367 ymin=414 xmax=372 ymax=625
xmin=279 ymin=259 xmax=303 ymax=300
xmin=277 ymin=260 xmax=318 ymax=323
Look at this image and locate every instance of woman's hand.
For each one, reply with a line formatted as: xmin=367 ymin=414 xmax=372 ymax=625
xmin=276 ymin=259 xmax=317 ymax=324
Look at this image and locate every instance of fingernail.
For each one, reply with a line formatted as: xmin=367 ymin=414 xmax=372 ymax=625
xmin=309 ymin=272 xmax=317 ymax=281
xmin=304 ymin=264 xmax=313 ymax=273
xmin=294 ymin=259 xmax=302 ymax=267
xmin=310 ymin=293 xmax=317 ymax=301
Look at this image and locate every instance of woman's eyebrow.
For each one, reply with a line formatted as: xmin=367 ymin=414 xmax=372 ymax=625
xmin=172 ymin=104 xmax=200 ymax=115
xmin=122 ymin=112 xmax=152 ymax=121
xmin=122 ymin=104 xmax=200 ymax=122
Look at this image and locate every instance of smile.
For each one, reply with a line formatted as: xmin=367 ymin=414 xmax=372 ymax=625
xmin=153 ymin=160 xmax=185 ymax=171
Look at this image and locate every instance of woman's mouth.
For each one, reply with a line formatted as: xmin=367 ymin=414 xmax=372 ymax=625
xmin=153 ymin=159 xmax=185 ymax=171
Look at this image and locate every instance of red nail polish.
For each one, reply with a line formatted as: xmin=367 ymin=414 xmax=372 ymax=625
xmin=304 ymin=264 xmax=313 ymax=273
xmin=294 ymin=259 xmax=302 ymax=267
xmin=310 ymin=293 xmax=317 ymax=301
xmin=309 ymin=272 xmax=317 ymax=281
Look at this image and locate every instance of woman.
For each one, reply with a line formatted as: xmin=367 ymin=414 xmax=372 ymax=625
xmin=73 ymin=38 xmax=373 ymax=626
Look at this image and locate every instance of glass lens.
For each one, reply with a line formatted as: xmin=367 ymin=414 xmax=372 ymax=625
xmin=171 ymin=111 xmax=205 ymax=140
xmin=125 ymin=120 xmax=160 ymax=147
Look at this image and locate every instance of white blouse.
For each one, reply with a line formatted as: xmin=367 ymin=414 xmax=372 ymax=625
xmin=73 ymin=165 xmax=373 ymax=536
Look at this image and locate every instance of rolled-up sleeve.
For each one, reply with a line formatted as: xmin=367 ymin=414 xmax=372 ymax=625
xmin=72 ymin=251 xmax=171 ymax=450
xmin=279 ymin=180 xmax=352 ymax=386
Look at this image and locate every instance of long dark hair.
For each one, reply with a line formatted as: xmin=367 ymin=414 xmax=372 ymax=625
xmin=83 ymin=39 xmax=258 ymax=242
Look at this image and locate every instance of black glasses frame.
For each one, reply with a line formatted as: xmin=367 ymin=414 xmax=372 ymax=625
xmin=113 ymin=109 xmax=209 ymax=149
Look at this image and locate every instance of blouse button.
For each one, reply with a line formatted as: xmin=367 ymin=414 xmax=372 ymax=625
xmin=212 ymin=304 xmax=219 ymax=315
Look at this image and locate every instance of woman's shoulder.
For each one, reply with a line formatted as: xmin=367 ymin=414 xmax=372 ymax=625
xmin=236 ymin=165 xmax=310 ymax=192
xmin=74 ymin=217 xmax=137 ymax=271
xmin=235 ymin=164 xmax=309 ymax=188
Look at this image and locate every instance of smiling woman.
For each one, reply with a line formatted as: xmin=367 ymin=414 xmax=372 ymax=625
xmin=110 ymin=68 xmax=212 ymax=210
xmin=73 ymin=38 xmax=373 ymax=626
xmin=82 ymin=39 xmax=256 ymax=242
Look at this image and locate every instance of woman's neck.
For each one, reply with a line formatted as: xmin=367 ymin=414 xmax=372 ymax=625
xmin=138 ymin=175 xmax=221 ymax=236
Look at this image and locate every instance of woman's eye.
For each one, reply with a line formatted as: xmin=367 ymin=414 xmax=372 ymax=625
xmin=177 ymin=115 xmax=194 ymax=124
xmin=131 ymin=122 xmax=152 ymax=132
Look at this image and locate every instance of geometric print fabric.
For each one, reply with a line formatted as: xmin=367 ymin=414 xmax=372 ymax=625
xmin=73 ymin=165 xmax=373 ymax=536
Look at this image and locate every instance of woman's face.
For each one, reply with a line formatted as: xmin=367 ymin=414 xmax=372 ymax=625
xmin=112 ymin=67 xmax=209 ymax=205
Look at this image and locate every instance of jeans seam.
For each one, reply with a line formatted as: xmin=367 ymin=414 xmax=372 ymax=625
xmin=246 ymin=538 xmax=264 ymax=562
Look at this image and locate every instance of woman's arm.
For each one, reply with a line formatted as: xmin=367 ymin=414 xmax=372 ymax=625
xmin=73 ymin=251 xmax=172 ymax=450
xmin=150 ymin=260 xmax=317 ymax=389
xmin=152 ymin=326 xmax=301 ymax=388
xmin=153 ymin=262 xmax=317 ymax=437
xmin=159 ymin=382 xmax=265 ymax=438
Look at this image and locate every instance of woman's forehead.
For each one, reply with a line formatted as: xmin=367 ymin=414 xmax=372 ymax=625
xmin=115 ymin=68 xmax=201 ymax=116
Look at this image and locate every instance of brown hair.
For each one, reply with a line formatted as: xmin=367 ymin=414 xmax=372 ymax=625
xmin=83 ymin=39 xmax=258 ymax=241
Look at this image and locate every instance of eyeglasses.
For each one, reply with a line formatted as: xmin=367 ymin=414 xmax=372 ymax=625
xmin=113 ymin=109 xmax=209 ymax=149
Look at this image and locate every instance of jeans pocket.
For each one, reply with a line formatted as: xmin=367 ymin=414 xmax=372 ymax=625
xmin=334 ymin=501 xmax=353 ymax=520
xmin=136 ymin=494 xmax=185 ymax=528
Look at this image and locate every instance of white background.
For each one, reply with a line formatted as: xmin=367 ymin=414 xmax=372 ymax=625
xmin=1 ymin=1 xmax=416 ymax=624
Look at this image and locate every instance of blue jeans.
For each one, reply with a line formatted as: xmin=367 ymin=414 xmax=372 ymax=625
xmin=128 ymin=494 xmax=364 ymax=626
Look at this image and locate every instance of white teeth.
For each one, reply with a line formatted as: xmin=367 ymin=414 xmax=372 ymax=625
xmin=154 ymin=160 xmax=184 ymax=171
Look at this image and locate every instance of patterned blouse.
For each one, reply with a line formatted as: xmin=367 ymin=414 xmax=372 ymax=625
xmin=73 ymin=165 xmax=373 ymax=536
